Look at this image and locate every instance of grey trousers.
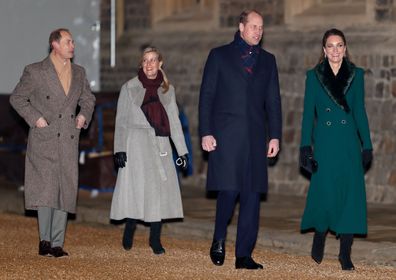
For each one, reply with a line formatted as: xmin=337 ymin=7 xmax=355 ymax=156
xmin=38 ymin=207 xmax=68 ymax=247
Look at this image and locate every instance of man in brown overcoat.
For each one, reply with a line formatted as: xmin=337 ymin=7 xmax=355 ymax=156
xmin=10 ymin=28 xmax=95 ymax=257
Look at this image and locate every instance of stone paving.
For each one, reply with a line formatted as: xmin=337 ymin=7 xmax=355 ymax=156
xmin=0 ymin=177 xmax=395 ymax=267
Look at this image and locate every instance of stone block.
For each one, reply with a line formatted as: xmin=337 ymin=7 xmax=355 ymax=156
xmin=375 ymin=82 xmax=384 ymax=98
xmin=392 ymin=80 xmax=396 ymax=98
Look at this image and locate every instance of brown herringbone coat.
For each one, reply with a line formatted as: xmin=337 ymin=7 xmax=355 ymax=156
xmin=10 ymin=56 xmax=95 ymax=213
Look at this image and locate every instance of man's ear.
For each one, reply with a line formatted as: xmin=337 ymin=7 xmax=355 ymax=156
xmin=51 ymin=41 xmax=59 ymax=51
xmin=239 ymin=22 xmax=244 ymax=33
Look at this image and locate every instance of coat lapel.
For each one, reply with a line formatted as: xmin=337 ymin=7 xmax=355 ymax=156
xmin=41 ymin=57 xmax=67 ymax=101
xmin=315 ymin=58 xmax=355 ymax=112
xmin=60 ymin=64 xmax=80 ymax=109
xmin=41 ymin=57 xmax=84 ymax=113
xmin=250 ymin=51 xmax=265 ymax=81
xmin=128 ymin=78 xmax=146 ymax=107
xmin=228 ymin=43 xmax=250 ymax=81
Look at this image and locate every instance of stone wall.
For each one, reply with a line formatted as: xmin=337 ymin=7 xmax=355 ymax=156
xmin=218 ymin=0 xmax=284 ymax=27
xmin=375 ymin=0 xmax=396 ymax=22
xmin=100 ymin=0 xmax=396 ymax=203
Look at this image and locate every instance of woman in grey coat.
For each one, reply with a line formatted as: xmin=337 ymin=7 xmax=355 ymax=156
xmin=110 ymin=47 xmax=188 ymax=254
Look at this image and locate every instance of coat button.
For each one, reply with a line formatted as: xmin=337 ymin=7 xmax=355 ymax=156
xmin=46 ymin=96 xmax=50 ymax=99
xmin=71 ymin=114 xmax=74 ymax=119
xmin=71 ymin=135 xmax=74 ymax=139
xmin=57 ymin=133 xmax=60 ymax=137
xmin=325 ymin=108 xmax=331 ymax=112
xmin=59 ymin=114 xmax=62 ymax=118
xmin=326 ymin=121 xmax=332 ymax=126
xmin=341 ymin=120 xmax=346 ymax=124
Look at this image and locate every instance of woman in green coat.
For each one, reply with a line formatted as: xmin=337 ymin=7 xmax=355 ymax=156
xmin=299 ymin=29 xmax=373 ymax=270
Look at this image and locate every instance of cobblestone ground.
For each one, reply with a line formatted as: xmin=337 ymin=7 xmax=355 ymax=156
xmin=0 ymin=213 xmax=395 ymax=280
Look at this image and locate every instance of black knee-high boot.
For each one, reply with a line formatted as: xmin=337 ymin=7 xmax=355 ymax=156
xmin=150 ymin=222 xmax=165 ymax=255
xmin=311 ymin=231 xmax=326 ymax=264
xmin=122 ymin=218 xmax=136 ymax=250
xmin=339 ymin=234 xmax=355 ymax=270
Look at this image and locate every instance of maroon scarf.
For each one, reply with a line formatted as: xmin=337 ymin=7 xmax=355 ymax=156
xmin=138 ymin=68 xmax=171 ymax=136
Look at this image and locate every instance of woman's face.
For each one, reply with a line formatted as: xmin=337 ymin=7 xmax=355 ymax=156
xmin=142 ymin=51 xmax=162 ymax=79
xmin=323 ymin=35 xmax=346 ymax=65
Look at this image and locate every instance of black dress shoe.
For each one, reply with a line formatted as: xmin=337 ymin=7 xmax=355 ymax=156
xmin=210 ymin=239 xmax=225 ymax=266
xmin=39 ymin=240 xmax=52 ymax=257
xmin=50 ymin=247 xmax=69 ymax=258
xmin=235 ymin=257 xmax=264 ymax=269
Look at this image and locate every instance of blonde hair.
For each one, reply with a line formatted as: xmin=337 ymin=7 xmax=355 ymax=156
xmin=141 ymin=46 xmax=170 ymax=93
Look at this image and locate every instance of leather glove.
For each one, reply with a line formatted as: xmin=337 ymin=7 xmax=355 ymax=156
xmin=113 ymin=152 xmax=127 ymax=169
xmin=299 ymin=146 xmax=318 ymax=174
xmin=176 ymin=154 xmax=188 ymax=172
xmin=362 ymin=149 xmax=373 ymax=172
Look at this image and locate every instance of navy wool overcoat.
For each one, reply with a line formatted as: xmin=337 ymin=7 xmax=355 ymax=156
xmin=199 ymin=41 xmax=282 ymax=193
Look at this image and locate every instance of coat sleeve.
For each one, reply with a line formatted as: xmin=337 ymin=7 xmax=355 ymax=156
xmin=199 ymin=49 xmax=219 ymax=137
xmin=9 ymin=66 xmax=43 ymax=128
xmin=167 ymin=87 xmax=188 ymax=157
xmin=77 ymin=69 xmax=96 ymax=129
xmin=300 ymin=71 xmax=316 ymax=147
xmin=264 ymin=55 xmax=282 ymax=140
xmin=113 ymin=84 xmax=130 ymax=153
xmin=352 ymin=69 xmax=372 ymax=150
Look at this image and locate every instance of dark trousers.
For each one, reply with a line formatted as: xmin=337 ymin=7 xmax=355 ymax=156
xmin=213 ymin=190 xmax=261 ymax=257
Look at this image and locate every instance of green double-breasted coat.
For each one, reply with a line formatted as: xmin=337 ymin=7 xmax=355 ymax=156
xmin=300 ymin=61 xmax=372 ymax=235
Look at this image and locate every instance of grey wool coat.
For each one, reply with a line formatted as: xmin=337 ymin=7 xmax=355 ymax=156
xmin=10 ymin=56 xmax=96 ymax=213
xmin=110 ymin=77 xmax=188 ymax=222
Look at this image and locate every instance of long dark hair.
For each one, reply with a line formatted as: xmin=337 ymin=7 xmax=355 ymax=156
xmin=318 ymin=28 xmax=350 ymax=64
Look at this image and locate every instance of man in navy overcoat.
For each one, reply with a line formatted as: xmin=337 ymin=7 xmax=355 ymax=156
xmin=199 ymin=9 xmax=282 ymax=269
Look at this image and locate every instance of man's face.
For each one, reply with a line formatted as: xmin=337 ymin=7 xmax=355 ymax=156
xmin=52 ymin=31 xmax=75 ymax=60
xmin=239 ymin=12 xmax=263 ymax=46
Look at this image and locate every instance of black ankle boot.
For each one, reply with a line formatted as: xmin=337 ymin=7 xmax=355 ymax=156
xmin=122 ymin=218 xmax=136 ymax=250
xmin=338 ymin=234 xmax=355 ymax=270
xmin=150 ymin=222 xmax=165 ymax=254
xmin=311 ymin=231 xmax=326 ymax=264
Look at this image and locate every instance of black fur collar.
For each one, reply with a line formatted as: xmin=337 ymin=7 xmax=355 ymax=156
xmin=314 ymin=58 xmax=356 ymax=112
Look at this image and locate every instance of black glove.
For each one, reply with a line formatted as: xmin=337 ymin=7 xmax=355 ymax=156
xmin=113 ymin=152 xmax=127 ymax=169
xmin=176 ymin=154 xmax=188 ymax=172
xmin=362 ymin=149 xmax=373 ymax=172
xmin=299 ymin=146 xmax=318 ymax=174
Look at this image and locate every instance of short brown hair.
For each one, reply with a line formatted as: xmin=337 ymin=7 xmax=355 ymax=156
xmin=239 ymin=9 xmax=263 ymax=25
xmin=49 ymin=28 xmax=70 ymax=51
